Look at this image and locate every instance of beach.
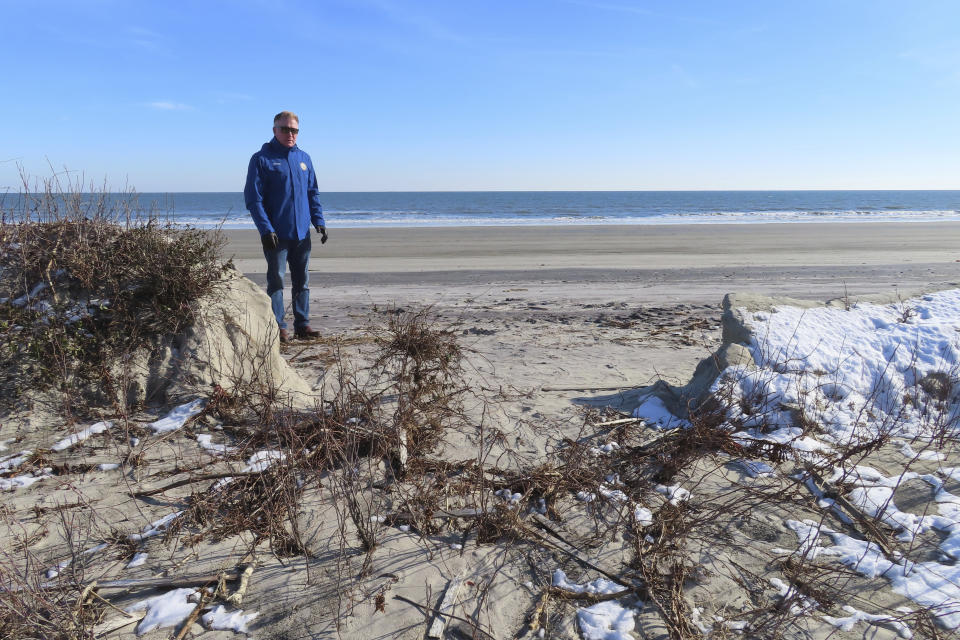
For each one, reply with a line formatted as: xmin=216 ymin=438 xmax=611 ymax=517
xmin=5 ymin=220 xmax=960 ymax=639
xmin=228 ymin=220 xmax=960 ymax=419
xmin=226 ymin=221 xmax=960 ymax=289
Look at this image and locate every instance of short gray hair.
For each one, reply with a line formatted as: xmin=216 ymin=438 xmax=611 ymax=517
xmin=273 ymin=111 xmax=299 ymax=125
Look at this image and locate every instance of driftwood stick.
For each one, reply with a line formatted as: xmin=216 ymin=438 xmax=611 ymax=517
xmin=592 ymin=417 xmax=644 ymax=428
xmin=803 ymin=466 xmax=897 ymax=559
xmin=542 ymin=385 xmax=634 ymax=392
xmin=225 ymin=565 xmax=255 ymax=606
xmin=172 ymin=591 xmax=209 ymax=640
xmin=528 ymin=590 xmax=550 ymax=633
xmin=131 ymin=472 xmax=263 ymax=497
xmin=17 ymin=572 xmax=241 ymax=594
xmin=92 ymin=570 xmax=242 ymax=591
xmin=427 ymin=572 xmax=465 ymax=639
xmin=394 ymin=595 xmax=496 ymax=640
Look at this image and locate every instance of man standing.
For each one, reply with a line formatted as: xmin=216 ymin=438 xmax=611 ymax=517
xmin=244 ymin=111 xmax=328 ymax=342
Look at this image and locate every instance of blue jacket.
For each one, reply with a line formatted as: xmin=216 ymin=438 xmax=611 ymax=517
xmin=244 ymin=138 xmax=325 ymax=240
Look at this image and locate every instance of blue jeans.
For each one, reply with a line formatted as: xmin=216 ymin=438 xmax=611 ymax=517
xmin=264 ymin=235 xmax=311 ymax=330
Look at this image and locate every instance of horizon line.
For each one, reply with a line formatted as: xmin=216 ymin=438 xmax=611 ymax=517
xmin=15 ymin=188 xmax=960 ymax=195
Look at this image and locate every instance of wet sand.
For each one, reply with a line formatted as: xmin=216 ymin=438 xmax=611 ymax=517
xmin=224 ymin=222 xmax=960 ymax=303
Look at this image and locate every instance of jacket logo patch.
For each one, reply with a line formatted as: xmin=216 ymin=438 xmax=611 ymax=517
xmin=300 ymin=162 xmax=307 ymax=171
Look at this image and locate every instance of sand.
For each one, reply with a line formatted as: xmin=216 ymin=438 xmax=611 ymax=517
xmin=5 ymin=222 xmax=960 ymax=639
xmin=226 ymin=221 xmax=960 ymax=299
xmin=226 ymin=222 xmax=960 ymax=413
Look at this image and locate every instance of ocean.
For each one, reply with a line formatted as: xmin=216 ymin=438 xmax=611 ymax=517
xmin=9 ymin=191 xmax=960 ymax=229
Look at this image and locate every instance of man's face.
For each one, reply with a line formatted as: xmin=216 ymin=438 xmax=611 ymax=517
xmin=273 ymin=117 xmax=299 ymax=148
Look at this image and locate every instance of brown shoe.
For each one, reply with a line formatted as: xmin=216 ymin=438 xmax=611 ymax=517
xmin=278 ymin=328 xmax=290 ymax=343
xmin=294 ymin=326 xmax=320 ymax=339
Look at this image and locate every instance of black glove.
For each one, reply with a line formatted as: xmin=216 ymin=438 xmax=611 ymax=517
xmin=261 ymin=232 xmax=279 ymax=251
xmin=314 ymin=224 xmax=328 ymax=244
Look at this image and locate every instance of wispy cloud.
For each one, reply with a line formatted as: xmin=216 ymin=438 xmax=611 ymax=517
xmin=561 ymin=0 xmax=654 ymax=17
xmin=364 ymin=0 xmax=467 ymax=44
xmin=39 ymin=23 xmax=172 ymax=55
xmin=146 ymin=101 xmax=194 ymax=111
xmin=213 ymin=91 xmax=255 ymax=104
xmin=125 ymin=26 xmax=165 ymax=52
xmin=900 ymin=43 xmax=960 ymax=83
xmin=561 ymin=0 xmax=737 ymax=28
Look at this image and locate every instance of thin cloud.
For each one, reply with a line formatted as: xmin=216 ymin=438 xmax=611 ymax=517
xmin=213 ymin=91 xmax=255 ymax=104
xmin=561 ymin=0 xmax=654 ymax=17
xmin=365 ymin=0 xmax=467 ymax=44
xmin=146 ymin=101 xmax=194 ymax=111
xmin=125 ymin=25 xmax=165 ymax=52
xmin=900 ymin=43 xmax=960 ymax=83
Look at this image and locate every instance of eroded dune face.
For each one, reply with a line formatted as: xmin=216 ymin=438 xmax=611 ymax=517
xmin=116 ymin=266 xmax=314 ymax=408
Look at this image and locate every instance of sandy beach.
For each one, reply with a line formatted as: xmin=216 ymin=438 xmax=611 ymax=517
xmin=5 ymin=221 xmax=960 ymax=639
xmin=227 ymin=220 xmax=960 ymax=428
xmin=226 ymin=221 xmax=960 ymax=297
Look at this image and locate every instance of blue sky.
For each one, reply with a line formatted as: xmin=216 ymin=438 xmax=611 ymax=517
xmin=2 ymin=0 xmax=959 ymax=191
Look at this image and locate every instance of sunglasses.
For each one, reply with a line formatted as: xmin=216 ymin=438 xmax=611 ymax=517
xmin=278 ymin=126 xmax=299 ymax=135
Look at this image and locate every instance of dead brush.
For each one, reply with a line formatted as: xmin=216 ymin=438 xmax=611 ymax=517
xmin=0 ymin=573 xmax=104 ymax=640
xmin=0 ymin=518 xmax=105 ymax=640
xmin=369 ymin=307 xmax=470 ymax=457
xmin=177 ymin=461 xmax=307 ymax=557
xmin=0 ymin=172 xmax=225 ymax=413
xmin=171 ymin=408 xmax=364 ymax=557
xmin=646 ymin=418 xmax=792 ymax=485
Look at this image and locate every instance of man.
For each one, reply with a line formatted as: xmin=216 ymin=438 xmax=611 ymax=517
xmin=244 ymin=111 xmax=328 ymax=342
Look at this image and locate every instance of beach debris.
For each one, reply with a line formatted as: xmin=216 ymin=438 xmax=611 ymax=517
xmin=44 ymin=542 xmax=108 ymax=579
xmin=0 ymin=461 xmax=53 ymax=491
xmin=528 ymin=514 xmax=634 ymax=590
xmin=395 ymin=594 xmax=496 ymax=640
xmin=225 ymin=564 xmax=255 ymax=606
xmin=591 ymin=417 xmax=644 ymax=428
xmin=172 ymin=589 xmax=210 ymax=640
xmin=0 ymin=450 xmax=31 ymax=472
xmin=427 ymin=571 xmax=466 ymax=639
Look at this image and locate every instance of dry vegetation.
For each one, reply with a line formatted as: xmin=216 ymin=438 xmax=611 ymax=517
xmin=0 ymin=173 xmax=225 ymax=415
